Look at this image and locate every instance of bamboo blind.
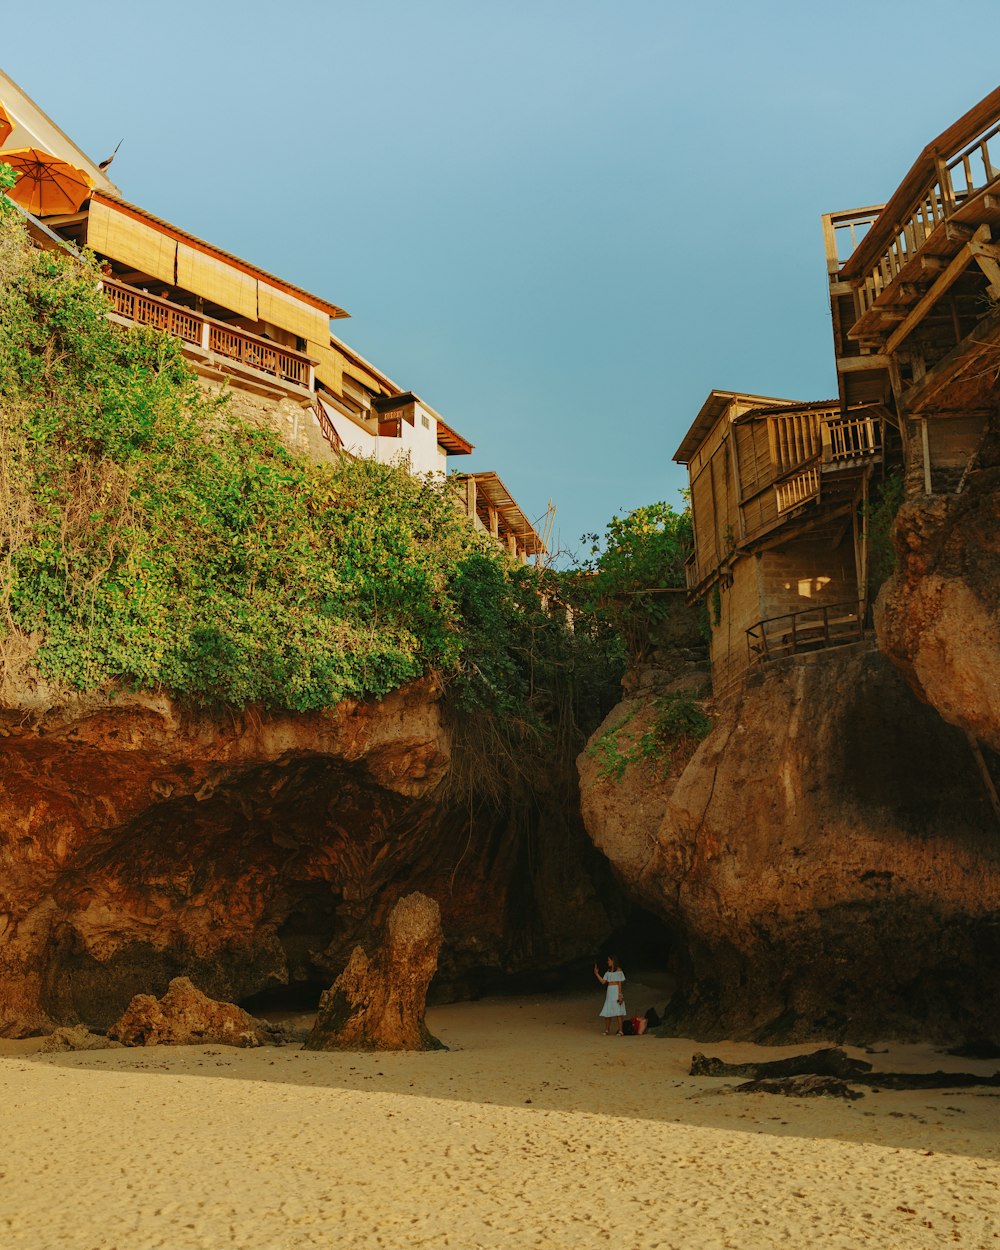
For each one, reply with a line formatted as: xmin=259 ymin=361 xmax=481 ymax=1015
xmin=87 ymin=200 xmax=176 ymax=285
xmin=176 ymin=243 xmax=258 ymax=320
xmin=309 ymin=341 xmax=345 ymax=393
xmin=258 ymin=283 xmax=330 ymax=343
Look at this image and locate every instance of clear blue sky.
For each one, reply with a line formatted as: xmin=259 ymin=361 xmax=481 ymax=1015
xmin=4 ymin=1 xmax=999 ymax=557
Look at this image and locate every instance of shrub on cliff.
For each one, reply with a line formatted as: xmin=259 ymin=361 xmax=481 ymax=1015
xmin=0 ymin=195 xmax=567 ymax=716
xmin=575 ymin=500 xmax=693 ymax=661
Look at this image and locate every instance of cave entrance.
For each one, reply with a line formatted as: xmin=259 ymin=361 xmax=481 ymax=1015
xmin=240 ymin=981 xmax=329 ymax=1016
xmin=594 ymin=904 xmax=679 ymax=998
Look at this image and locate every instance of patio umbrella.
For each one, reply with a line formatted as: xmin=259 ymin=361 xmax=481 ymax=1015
xmin=0 ymin=101 xmax=13 ymax=147
xmin=2 ymin=146 xmax=92 ymax=216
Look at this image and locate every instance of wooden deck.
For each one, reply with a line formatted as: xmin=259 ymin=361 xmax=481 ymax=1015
xmin=102 ymin=278 xmax=315 ymax=393
xmin=746 ymin=602 xmax=864 ymax=665
xmin=824 ymin=88 xmax=1000 ymax=416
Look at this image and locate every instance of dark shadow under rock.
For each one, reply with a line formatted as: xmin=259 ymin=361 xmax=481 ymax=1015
xmin=690 ymin=1047 xmax=872 ymax=1079
xmin=735 ymin=1075 xmax=865 ymax=1100
xmin=693 ymin=1047 xmax=1000 ymax=1091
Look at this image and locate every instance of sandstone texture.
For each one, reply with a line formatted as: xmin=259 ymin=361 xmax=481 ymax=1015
xmin=0 ymin=680 xmax=614 ymax=1037
xmin=579 ymin=645 xmax=1000 ymax=1043
xmin=306 ymin=892 xmax=443 ymax=1051
xmin=876 ymin=470 xmax=1000 ymax=753
xmin=40 ymin=1024 xmax=123 ymax=1053
xmin=109 ymin=977 xmax=280 ymax=1047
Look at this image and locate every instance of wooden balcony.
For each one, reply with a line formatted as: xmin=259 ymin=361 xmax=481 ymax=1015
xmin=825 ymin=88 xmax=1000 ymax=353
xmin=747 ymin=601 xmax=864 ymax=665
xmin=102 ymin=278 xmax=315 ymax=393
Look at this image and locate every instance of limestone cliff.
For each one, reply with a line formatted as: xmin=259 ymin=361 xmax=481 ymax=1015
xmin=579 ymin=645 xmax=1000 ymax=1043
xmin=0 ymin=680 xmax=613 ymax=1037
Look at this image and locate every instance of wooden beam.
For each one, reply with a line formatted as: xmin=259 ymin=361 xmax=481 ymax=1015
xmin=885 ymin=228 xmax=989 ymax=354
xmin=921 ymin=418 xmax=933 ymax=495
xmin=901 ymin=303 xmax=1000 ymax=413
xmin=966 ymin=731 xmax=1000 ymax=828
xmin=972 ymin=251 xmax=1000 ymax=300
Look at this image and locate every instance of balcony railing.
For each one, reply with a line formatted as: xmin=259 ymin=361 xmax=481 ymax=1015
xmin=833 ymin=88 xmax=1000 ymax=322
xmin=747 ymin=601 xmax=864 ymax=664
xmin=102 ymin=278 xmax=314 ymax=391
xmin=825 ymin=411 xmax=881 ymax=462
xmin=774 ymin=464 xmax=820 ymax=514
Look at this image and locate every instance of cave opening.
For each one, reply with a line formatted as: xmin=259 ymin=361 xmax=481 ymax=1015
xmin=594 ymin=904 xmax=680 ymax=999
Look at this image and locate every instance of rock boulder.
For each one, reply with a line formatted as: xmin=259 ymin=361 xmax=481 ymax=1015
xmin=108 ymin=977 xmax=283 ymax=1047
xmin=305 ymin=892 xmax=444 ymax=1051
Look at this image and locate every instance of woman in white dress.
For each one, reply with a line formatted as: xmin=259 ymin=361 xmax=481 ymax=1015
xmin=593 ymin=955 xmax=626 ymax=1035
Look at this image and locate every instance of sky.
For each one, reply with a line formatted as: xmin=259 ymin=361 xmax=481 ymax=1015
xmin=3 ymin=1 xmax=999 ymax=558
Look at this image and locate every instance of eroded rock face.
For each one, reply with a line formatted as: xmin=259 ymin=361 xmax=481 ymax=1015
xmin=579 ymin=646 xmax=1000 ymax=1043
xmin=41 ymin=1024 xmax=123 ymax=1053
xmin=876 ymin=473 xmax=1000 ymax=752
xmin=109 ymin=977 xmax=280 ymax=1047
xmin=0 ymin=680 xmax=615 ymax=1037
xmin=305 ymin=892 xmax=443 ymax=1051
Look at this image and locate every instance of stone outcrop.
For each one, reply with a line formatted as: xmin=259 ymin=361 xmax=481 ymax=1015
xmin=876 ymin=469 xmax=1000 ymax=754
xmin=109 ymin=977 xmax=281 ymax=1047
xmin=579 ymin=645 xmax=1000 ymax=1043
xmin=41 ymin=1024 xmax=123 ymax=1053
xmin=305 ymin=893 xmax=444 ymax=1051
xmin=0 ymin=679 xmax=615 ymax=1037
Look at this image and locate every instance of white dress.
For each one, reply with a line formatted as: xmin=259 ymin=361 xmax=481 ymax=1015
xmin=599 ymin=970 xmax=626 ymax=1018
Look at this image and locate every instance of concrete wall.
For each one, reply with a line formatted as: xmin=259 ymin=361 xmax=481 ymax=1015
xmin=324 ymin=399 xmax=446 ymax=478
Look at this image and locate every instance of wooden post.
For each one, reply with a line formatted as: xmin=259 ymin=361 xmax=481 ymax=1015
xmin=967 ymin=731 xmax=1000 ymax=827
xmin=465 ymin=475 xmax=477 ymax=521
xmin=921 ymin=418 xmax=933 ymax=494
xmin=859 ymin=467 xmax=870 ymax=622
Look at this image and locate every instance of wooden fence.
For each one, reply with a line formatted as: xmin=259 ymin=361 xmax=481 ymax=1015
xmin=746 ymin=601 xmax=864 ymax=664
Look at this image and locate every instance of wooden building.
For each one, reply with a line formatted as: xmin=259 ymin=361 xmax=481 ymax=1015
xmin=453 ymin=472 xmax=548 ymax=563
xmin=0 ymin=71 xmax=547 ymax=562
xmin=823 ymin=86 xmax=1000 ymax=496
xmin=675 ymin=391 xmax=890 ymax=695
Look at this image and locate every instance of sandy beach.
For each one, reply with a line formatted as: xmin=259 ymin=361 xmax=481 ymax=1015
xmin=1 ymin=985 xmax=998 ymax=1250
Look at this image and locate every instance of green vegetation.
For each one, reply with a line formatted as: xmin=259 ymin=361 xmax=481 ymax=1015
xmin=0 ymin=189 xmax=596 ymax=722
xmin=577 ymin=499 xmax=693 ymax=662
xmin=866 ymin=470 xmax=905 ymax=598
xmin=589 ymin=691 xmax=711 ymax=782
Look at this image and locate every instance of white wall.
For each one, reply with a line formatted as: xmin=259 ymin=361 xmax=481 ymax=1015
xmin=319 ymin=398 xmax=446 ymax=478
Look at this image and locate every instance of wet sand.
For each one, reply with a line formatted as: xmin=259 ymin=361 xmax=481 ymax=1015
xmin=1 ymin=986 xmax=998 ymax=1249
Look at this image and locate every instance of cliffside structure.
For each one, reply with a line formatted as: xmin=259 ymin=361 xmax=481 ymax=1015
xmin=0 ymin=68 xmax=546 ymax=563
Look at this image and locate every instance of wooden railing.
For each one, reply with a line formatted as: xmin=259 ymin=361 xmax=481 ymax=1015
xmin=774 ymin=464 xmax=820 ymax=513
xmin=825 ymin=411 xmax=882 ymax=462
xmin=103 ymin=280 xmax=203 ymax=345
xmin=747 ymin=601 xmax=863 ymax=664
xmin=206 ymin=323 xmax=310 ymax=387
xmin=835 ymin=89 xmax=1000 ymax=317
xmin=102 ymin=278 xmax=313 ymax=390
xmin=312 ymin=399 xmax=343 ymax=454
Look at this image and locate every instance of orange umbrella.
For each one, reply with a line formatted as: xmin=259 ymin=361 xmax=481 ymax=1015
xmin=2 ymin=147 xmax=92 ymax=216
xmin=0 ymin=101 xmax=13 ymax=147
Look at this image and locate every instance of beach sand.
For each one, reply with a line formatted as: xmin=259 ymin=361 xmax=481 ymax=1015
xmin=1 ymin=984 xmax=998 ymax=1249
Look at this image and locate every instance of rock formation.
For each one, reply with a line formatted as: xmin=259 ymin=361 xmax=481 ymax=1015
xmin=109 ymin=977 xmax=281 ymax=1047
xmin=579 ymin=645 xmax=1000 ymax=1043
xmin=876 ymin=466 xmax=1000 ymax=754
xmin=305 ymin=892 xmax=444 ymax=1051
xmin=41 ymin=1024 xmax=123 ymax=1053
xmin=0 ymin=679 xmax=615 ymax=1037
